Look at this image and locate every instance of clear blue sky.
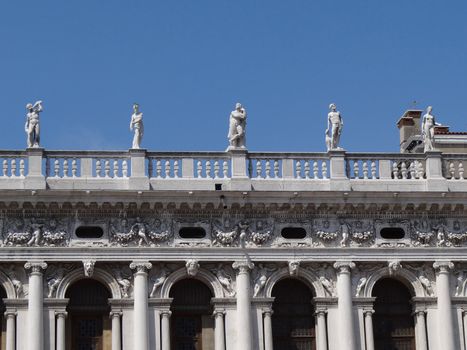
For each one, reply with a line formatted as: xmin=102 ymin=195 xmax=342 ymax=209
xmin=1 ymin=1 xmax=466 ymax=152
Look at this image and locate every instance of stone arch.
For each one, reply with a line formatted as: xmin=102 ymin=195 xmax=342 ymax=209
xmin=363 ymin=267 xmax=425 ymax=298
xmin=264 ymin=267 xmax=326 ymax=298
xmin=56 ymin=267 xmax=122 ymax=299
xmin=159 ymin=267 xmax=224 ymax=299
xmin=0 ymin=270 xmax=17 ymax=299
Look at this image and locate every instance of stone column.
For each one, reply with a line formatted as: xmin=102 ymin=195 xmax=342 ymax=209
xmin=110 ymin=311 xmax=122 ymax=350
xmin=214 ymin=310 xmax=226 ymax=350
xmin=315 ymin=309 xmax=328 ymax=350
xmin=333 ymin=261 xmax=356 ymax=350
xmin=233 ymin=261 xmax=254 ymax=350
xmin=25 ymin=261 xmax=47 ymax=350
xmin=55 ymin=311 xmax=67 ymax=350
xmin=263 ymin=309 xmax=274 ymax=350
xmin=414 ymin=310 xmax=428 ymax=350
xmin=433 ymin=261 xmax=455 ymax=350
xmin=463 ymin=310 xmax=467 ymax=350
xmin=363 ymin=310 xmax=375 ymax=350
xmin=130 ymin=261 xmax=152 ymax=350
xmin=4 ymin=310 xmax=16 ymax=350
xmin=161 ymin=310 xmax=172 ymax=350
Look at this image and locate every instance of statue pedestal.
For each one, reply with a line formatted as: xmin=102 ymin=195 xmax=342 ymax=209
xmin=227 ymin=148 xmax=251 ymax=191
xmin=25 ymin=148 xmax=46 ymax=190
xmin=129 ymin=149 xmax=149 ymax=190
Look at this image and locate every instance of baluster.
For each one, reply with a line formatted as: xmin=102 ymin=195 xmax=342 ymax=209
xmin=401 ymin=162 xmax=408 ymax=179
xmin=11 ymin=159 xmax=17 ymax=177
xmin=305 ymin=161 xmax=311 ymax=179
xmin=274 ymin=160 xmax=280 ymax=178
xmin=449 ymin=161 xmax=456 ymax=179
xmin=19 ymin=159 xmax=25 ymax=177
xmin=197 ymin=160 xmax=203 ymax=178
xmin=223 ymin=160 xmax=228 ymax=178
xmin=415 ymin=161 xmax=423 ymax=179
xmin=206 ymin=160 xmax=212 ymax=179
xmin=156 ymin=160 xmax=162 ymax=178
xmin=353 ymin=161 xmax=359 ymax=179
xmin=122 ymin=160 xmax=128 ymax=177
xmin=362 ymin=161 xmax=369 ymax=179
xmin=54 ymin=159 xmax=60 ymax=177
xmin=165 ymin=160 xmax=171 ymax=178
xmin=371 ymin=161 xmax=377 ymax=179
xmin=105 ymin=160 xmax=111 ymax=178
xmin=265 ymin=160 xmax=271 ymax=179
xmin=96 ymin=159 xmax=102 ymax=177
xmin=313 ymin=161 xmax=319 ymax=179
xmin=174 ymin=160 xmax=180 ymax=178
xmin=63 ymin=159 xmax=69 ymax=178
xmin=45 ymin=158 xmax=50 ymax=177
xmin=295 ymin=160 xmax=302 ymax=178
xmin=2 ymin=160 xmax=7 ymax=177
xmin=256 ymin=160 xmax=262 ymax=178
xmin=321 ymin=161 xmax=328 ymax=179
xmin=410 ymin=161 xmax=416 ymax=179
xmin=392 ymin=161 xmax=398 ymax=179
xmin=214 ymin=160 xmax=220 ymax=179
xmin=148 ymin=159 xmax=154 ymax=178
xmin=459 ymin=162 xmax=464 ymax=180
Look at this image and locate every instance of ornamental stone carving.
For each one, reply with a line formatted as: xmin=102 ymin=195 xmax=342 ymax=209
xmin=252 ymin=264 xmax=276 ymax=297
xmin=149 ymin=265 xmax=170 ymax=297
xmin=186 ymin=259 xmax=200 ymax=277
xmin=130 ymin=261 xmax=152 ymax=274
xmin=455 ymin=271 xmax=464 ymax=296
xmin=212 ymin=218 xmax=239 ymax=246
xmin=110 ymin=217 xmax=171 ymax=246
xmin=83 ymin=259 xmax=96 ymax=277
xmin=412 ymin=219 xmax=435 ymax=246
xmin=3 ymin=218 xmax=68 ymax=247
xmin=351 ymin=220 xmax=374 ymax=245
xmin=46 ymin=265 xmax=70 ymax=298
xmin=114 ymin=269 xmax=132 ymax=298
xmin=24 ymin=261 xmax=48 ymax=274
xmin=25 ymin=100 xmax=43 ymax=148
xmin=212 ymin=264 xmax=236 ymax=297
xmin=388 ymin=260 xmax=402 ymax=275
xmin=315 ymin=220 xmax=338 ymax=243
xmin=248 ymin=220 xmax=273 ymax=246
xmin=339 ymin=219 xmax=350 ymax=247
xmin=418 ymin=273 xmax=434 ymax=296
xmin=5 ymin=265 xmax=24 ymax=297
xmin=288 ymin=260 xmax=301 ymax=276
xmin=227 ymin=102 xmax=247 ymax=150
xmin=355 ymin=276 xmax=367 ymax=297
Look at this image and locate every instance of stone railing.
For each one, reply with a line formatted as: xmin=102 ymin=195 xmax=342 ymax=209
xmin=0 ymin=148 xmax=465 ymax=191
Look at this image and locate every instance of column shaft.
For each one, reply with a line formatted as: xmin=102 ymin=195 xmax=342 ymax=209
xmin=415 ymin=311 xmax=428 ymax=350
xmin=434 ymin=262 xmax=455 ymax=350
xmin=334 ymin=262 xmax=356 ymax=350
xmin=161 ymin=312 xmax=171 ymax=350
xmin=131 ymin=261 xmax=152 ymax=350
xmin=56 ymin=313 xmax=67 ymax=350
xmin=5 ymin=312 xmax=16 ymax=350
xmin=214 ymin=311 xmax=226 ymax=350
xmin=25 ymin=262 xmax=47 ymax=350
xmin=233 ymin=262 xmax=254 ymax=350
xmin=263 ymin=311 xmax=273 ymax=350
xmin=111 ymin=312 xmax=122 ymax=350
xmin=316 ymin=311 xmax=328 ymax=350
xmin=364 ymin=311 xmax=375 ymax=350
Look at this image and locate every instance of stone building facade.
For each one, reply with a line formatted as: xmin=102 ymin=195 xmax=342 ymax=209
xmin=0 ymin=142 xmax=467 ymax=350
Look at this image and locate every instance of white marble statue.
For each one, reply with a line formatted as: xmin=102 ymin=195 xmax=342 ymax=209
xmin=227 ymin=102 xmax=247 ymax=149
xmin=326 ymin=103 xmax=343 ymax=151
xmin=25 ymin=100 xmax=43 ymax=148
xmin=421 ymin=106 xmax=438 ymax=152
xmin=130 ymin=103 xmax=144 ymax=149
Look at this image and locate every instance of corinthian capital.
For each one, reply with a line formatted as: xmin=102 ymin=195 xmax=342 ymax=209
xmin=433 ymin=261 xmax=454 ymax=273
xmin=333 ymin=261 xmax=355 ymax=274
xmin=130 ymin=261 xmax=152 ymax=273
xmin=24 ymin=261 xmax=48 ymax=274
xmin=232 ymin=261 xmax=254 ymax=274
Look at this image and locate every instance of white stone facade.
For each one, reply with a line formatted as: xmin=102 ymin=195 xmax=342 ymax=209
xmin=1 ymin=147 xmax=467 ymax=349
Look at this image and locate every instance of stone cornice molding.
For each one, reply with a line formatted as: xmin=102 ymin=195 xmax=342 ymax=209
xmin=130 ymin=261 xmax=152 ymax=274
xmin=24 ymin=261 xmax=47 ymax=274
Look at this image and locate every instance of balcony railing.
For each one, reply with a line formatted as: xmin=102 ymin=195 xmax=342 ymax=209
xmin=0 ymin=148 xmax=464 ymax=191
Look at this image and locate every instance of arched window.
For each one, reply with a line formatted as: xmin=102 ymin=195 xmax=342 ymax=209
xmin=170 ymin=278 xmax=214 ymax=349
xmin=272 ymin=278 xmax=316 ymax=350
xmin=66 ymin=279 xmax=112 ymax=350
xmin=372 ymin=278 xmax=415 ymax=350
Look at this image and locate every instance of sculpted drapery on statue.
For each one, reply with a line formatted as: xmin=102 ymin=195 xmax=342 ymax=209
xmin=326 ymin=103 xmax=343 ymax=151
xmin=25 ymin=100 xmax=43 ymax=148
xmin=130 ymin=103 xmax=144 ymax=149
xmin=422 ymin=106 xmax=438 ymax=152
xmin=227 ymin=102 xmax=247 ymax=149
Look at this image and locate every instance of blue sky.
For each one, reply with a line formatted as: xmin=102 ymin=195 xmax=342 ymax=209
xmin=1 ymin=1 xmax=466 ymax=152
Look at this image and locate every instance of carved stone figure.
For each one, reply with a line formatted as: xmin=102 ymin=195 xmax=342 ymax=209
xmin=252 ymin=264 xmax=276 ymax=297
xmin=388 ymin=260 xmax=401 ymax=275
xmin=114 ymin=270 xmax=131 ymax=298
xmin=147 ymin=219 xmax=171 ymax=244
xmin=47 ymin=267 xmax=66 ymax=298
xmin=25 ymin=101 xmax=43 ymax=148
xmin=340 ymin=219 xmax=350 ymax=247
xmin=186 ymin=259 xmax=200 ymax=276
xmin=83 ymin=259 xmax=96 ymax=277
xmin=319 ymin=276 xmax=335 ymax=296
xmin=132 ymin=217 xmax=149 ymax=246
xmin=315 ymin=220 xmax=338 ymax=243
xmin=249 ymin=220 xmax=273 ymax=246
xmin=110 ymin=217 xmax=170 ymax=246
xmin=238 ymin=221 xmax=249 ymax=247
xmin=27 ymin=218 xmax=43 ymax=246
xmin=421 ymin=106 xmax=438 ymax=152
xmin=288 ymin=260 xmax=301 ymax=276
xmin=227 ymin=103 xmax=247 ymax=149
xmin=5 ymin=265 xmax=23 ymax=297
xmin=355 ymin=276 xmax=367 ymax=297
xmin=412 ymin=220 xmax=434 ymax=246
xmin=110 ymin=218 xmax=136 ymax=245
xmin=326 ymin=103 xmax=343 ymax=150
xmin=436 ymin=220 xmax=447 ymax=247
xmin=130 ymin=103 xmax=144 ymax=149
xmin=419 ymin=274 xmax=434 ymax=296
xmin=213 ymin=264 xmax=236 ymax=297
xmin=455 ymin=271 xmax=464 ymax=297
xmin=351 ymin=221 xmax=374 ymax=245
xmin=149 ymin=266 xmax=169 ymax=297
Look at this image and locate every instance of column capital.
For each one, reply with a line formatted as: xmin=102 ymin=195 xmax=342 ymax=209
xmin=333 ymin=261 xmax=355 ymax=273
xmin=130 ymin=260 xmax=152 ymax=273
xmin=4 ymin=309 xmax=17 ymax=317
xmin=213 ymin=309 xmax=226 ymax=318
xmin=363 ymin=309 xmax=375 ymax=317
xmin=110 ymin=311 xmax=123 ymax=318
xmin=24 ymin=261 xmax=47 ymax=273
xmin=433 ymin=261 xmax=454 ymax=273
xmin=55 ymin=310 xmax=68 ymax=318
xmin=161 ymin=310 xmax=172 ymax=317
xmin=315 ymin=309 xmax=327 ymax=317
xmin=233 ymin=261 xmax=254 ymax=273
xmin=413 ymin=309 xmax=426 ymax=317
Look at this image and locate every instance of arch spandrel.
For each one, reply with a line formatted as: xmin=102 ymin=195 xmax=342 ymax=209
xmin=264 ymin=267 xmax=325 ymax=298
xmin=0 ymin=270 xmax=17 ymax=299
xmin=363 ymin=267 xmax=425 ymax=298
xmin=56 ymin=267 xmax=121 ymax=299
xmin=159 ymin=267 xmax=224 ymax=299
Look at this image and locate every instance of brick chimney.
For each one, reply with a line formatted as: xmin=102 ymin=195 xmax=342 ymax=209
xmin=397 ymin=110 xmax=422 ymax=149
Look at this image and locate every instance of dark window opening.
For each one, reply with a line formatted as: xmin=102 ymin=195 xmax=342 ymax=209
xmin=380 ymin=227 xmax=405 ymax=239
xmin=75 ymin=226 xmax=104 ymax=239
xmin=281 ymin=227 xmax=307 ymax=239
xmin=215 ymin=183 xmax=222 ymax=191
xmin=179 ymin=227 xmax=206 ymax=239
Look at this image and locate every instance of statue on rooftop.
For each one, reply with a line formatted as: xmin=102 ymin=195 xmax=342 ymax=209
xmin=227 ymin=102 xmax=247 ymax=150
xmin=421 ymin=106 xmax=438 ymax=152
xmin=25 ymin=100 xmax=43 ymax=148
xmin=130 ymin=103 xmax=144 ymax=149
xmin=326 ymin=103 xmax=343 ymax=151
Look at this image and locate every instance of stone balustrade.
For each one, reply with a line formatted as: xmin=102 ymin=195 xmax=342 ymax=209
xmin=0 ymin=148 xmax=464 ymax=191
